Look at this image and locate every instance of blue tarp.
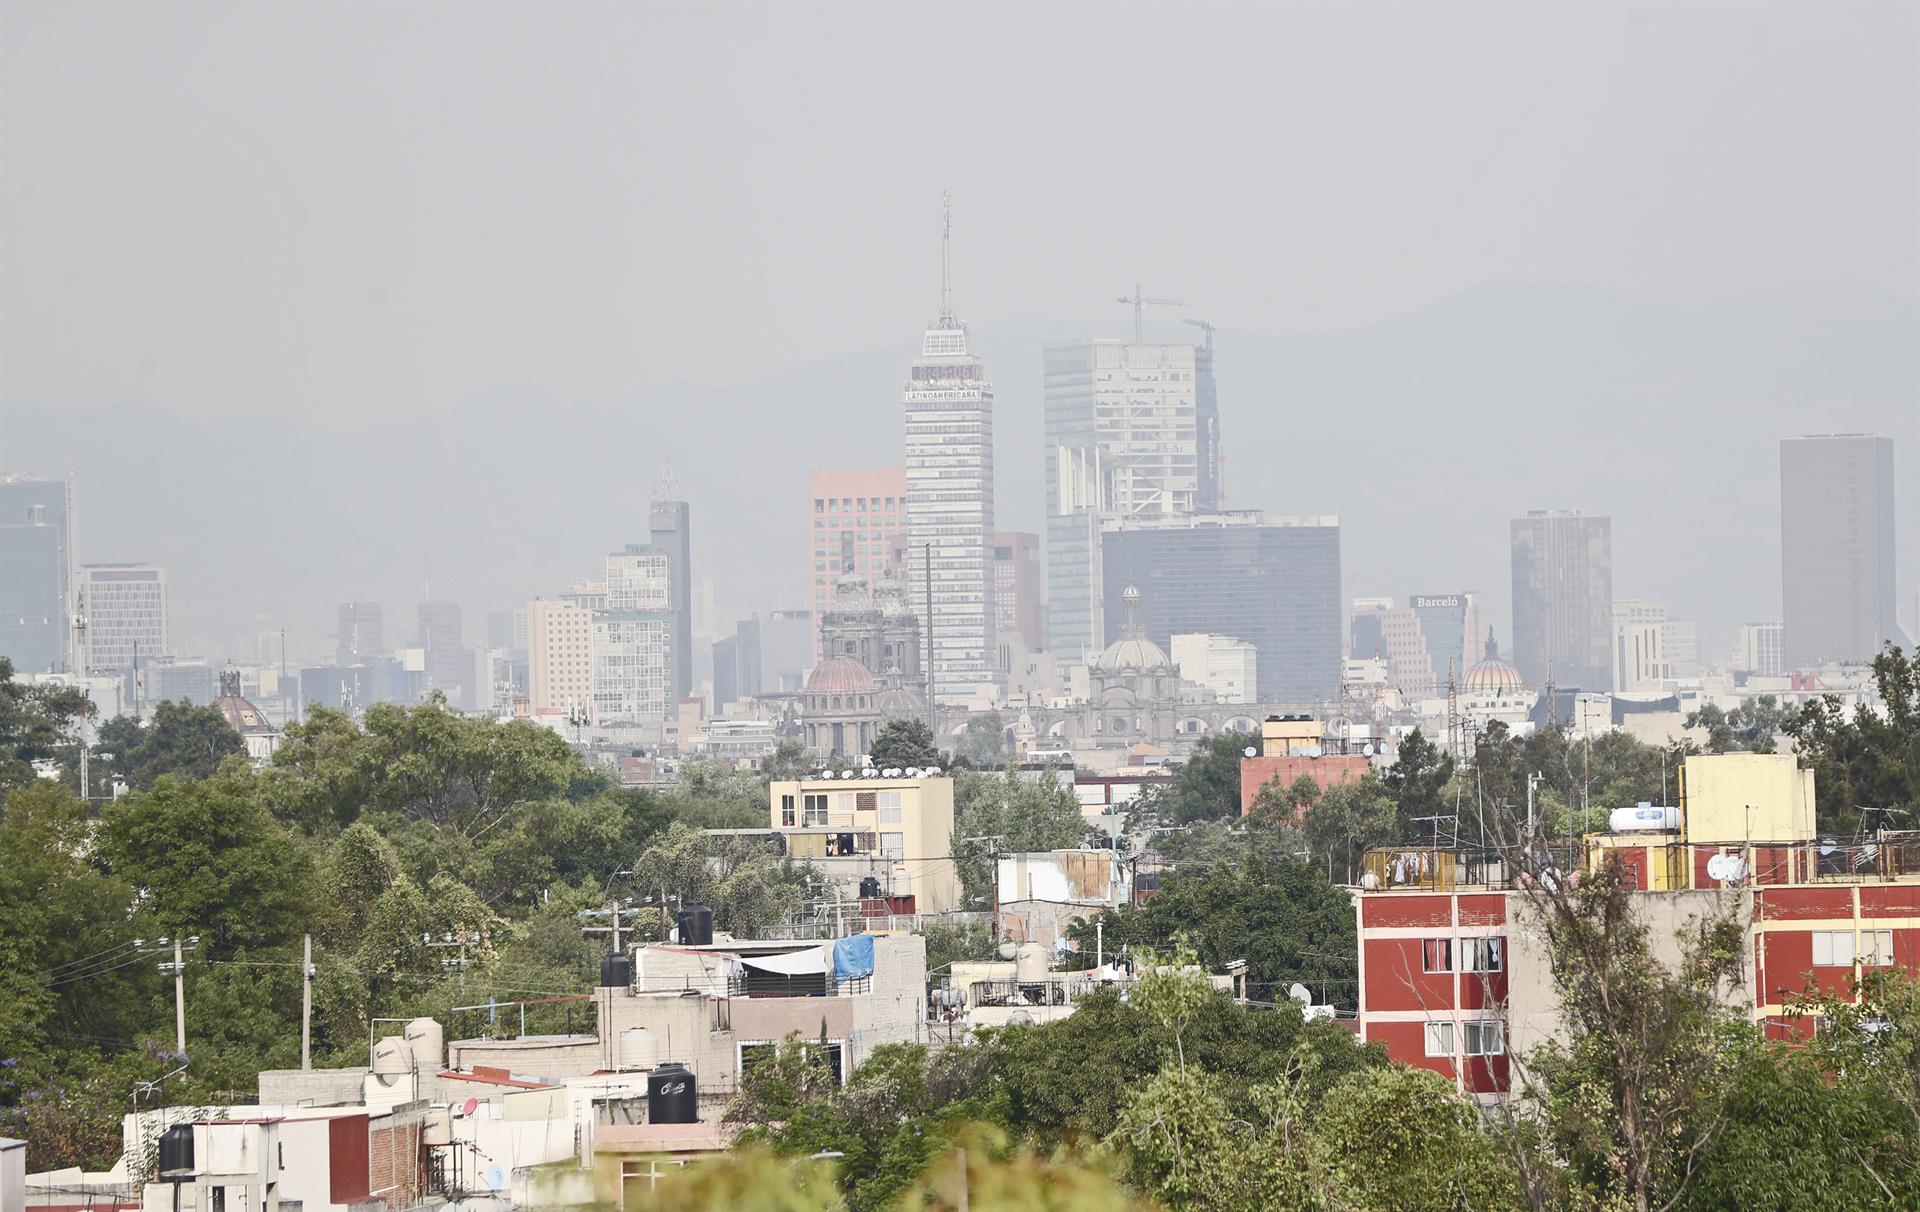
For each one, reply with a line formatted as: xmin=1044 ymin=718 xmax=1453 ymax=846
xmin=833 ymin=933 xmax=875 ymax=982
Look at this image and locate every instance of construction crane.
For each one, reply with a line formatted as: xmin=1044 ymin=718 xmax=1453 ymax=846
xmin=1117 ymin=284 xmax=1184 ymax=343
xmin=1182 ymin=316 xmax=1217 ymax=356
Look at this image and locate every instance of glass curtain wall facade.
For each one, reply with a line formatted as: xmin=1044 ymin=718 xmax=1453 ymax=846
xmin=1044 ymin=339 xmax=1203 ymax=661
xmin=1510 ymin=511 xmax=1613 ymax=691
xmin=1099 ymin=514 xmax=1342 ymax=703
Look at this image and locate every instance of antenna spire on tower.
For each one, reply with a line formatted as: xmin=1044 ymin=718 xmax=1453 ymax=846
xmin=939 ymin=191 xmax=954 ymax=322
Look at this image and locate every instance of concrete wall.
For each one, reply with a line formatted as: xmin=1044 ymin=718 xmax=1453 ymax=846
xmin=258 ymin=1068 xmax=369 ymax=1108
xmin=1681 ymin=753 xmax=1815 ymax=844
xmin=445 ymin=1036 xmax=602 ymax=1081
xmin=1506 ymin=888 xmax=1753 ymax=1064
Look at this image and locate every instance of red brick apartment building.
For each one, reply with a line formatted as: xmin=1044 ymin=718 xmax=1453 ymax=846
xmin=1353 ymin=753 xmax=1920 ymax=1100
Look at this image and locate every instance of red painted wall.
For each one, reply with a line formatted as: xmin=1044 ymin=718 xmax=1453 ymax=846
xmin=329 ymin=1114 xmax=371 ymax=1204
xmin=1361 ymin=894 xmax=1453 ymax=930
xmin=1363 ymin=937 xmax=1454 ymax=1013
xmin=1368 ymin=1020 xmax=1456 ymax=1082
xmin=1755 ymin=886 xmax=1854 ymax=921
xmin=1239 ymin=754 xmax=1371 ymax=817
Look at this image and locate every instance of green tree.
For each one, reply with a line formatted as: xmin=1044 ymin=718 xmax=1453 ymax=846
xmin=0 ymin=655 xmax=91 ymax=792
xmin=762 ymin=737 xmax=814 ymax=784
xmin=952 ymin=767 xmax=1087 ymax=903
xmin=1160 ymin=732 xmax=1259 ymax=824
xmin=1783 ymin=643 xmax=1920 ymax=837
xmin=632 ymin=819 xmax=808 ymax=937
xmin=97 ymin=699 xmax=246 ymax=791
xmin=870 ymin=718 xmax=942 ymax=770
xmin=1248 ymin=772 xmax=1320 ymax=824
xmin=1384 ymin=727 xmax=1455 ymax=828
xmin=1498 ymin=847 xmax=1748 ymax=1212
xmin=955 ymin=712 xmax=1008 ymax=768
xmin=97 ymin=768 xmax=316 ymax=953
xmin=1065 ymin=855 xmax=1356 ymax=998
xmin=1302 ymin=772 xmax=1397 ymax=883
xmin=1314 ymin=1065 xmax=1520 ymax=1210
xmin=1685 ymin=695 xmax=1788 ymax=754
xmin=0 ymin=781 xmax=144 ymax=1073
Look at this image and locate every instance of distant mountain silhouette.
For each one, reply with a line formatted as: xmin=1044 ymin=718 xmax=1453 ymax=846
xmin=9 ymin=280 xmax=1914 ymax=665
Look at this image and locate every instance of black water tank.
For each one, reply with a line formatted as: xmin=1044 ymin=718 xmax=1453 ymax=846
xmin=599 ymin=952 xmax=633 ymax=988
xmin=859 ymin=876 xmax=882 ymax=899
xmin=648 ymin=1062 xmax=698 ymax=1124
xmin=677 ymin=903 xmax=714 ymax=946
xmin=157 ymin=1123 xmax=195 ymax=1178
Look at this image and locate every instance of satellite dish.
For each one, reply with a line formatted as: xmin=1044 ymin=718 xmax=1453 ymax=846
xmin=904 ymin=767 xmax=920 ymax=778
xmin=1243 ymin=746 xmax=1257 ymax=757
xmin=1288 ymin=982 xmax=1312 ymax=1006
xmin=1307 ymin=745 xmax=1323 ymax=758
xmin=924 ymin=766 xmax=941 ymax=776
xmin=484 ymin=1162 xmax=506 ymax=1190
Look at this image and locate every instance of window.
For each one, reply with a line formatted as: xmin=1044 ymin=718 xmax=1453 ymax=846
xmin=837 ymin=792 xmax=856 ymax=814
xmin=1861 ymin=930 xmax=1894 ymax=967
xmin=1424 ymin=1021 xmax=1454 ymax=1057
xmin=1461 ymin=937 xmax=1503 ymax=973
xmin=1422 ymin=938 xmax=1452 ymax=973
xmin=1463 ymin=1020 xmax=1505 ymax=1056
xmin=781 ymin=794 xmax=796 ymax=827
xmin=804 ymin=793 xmax=829 ymax=827
xmin=878 ymin=790 xmax=902 ymax=824
xmin=1812 ymin=931 xmax=1856 ymax=967
xmin=880 ymin=832 xmax=904 ymax=860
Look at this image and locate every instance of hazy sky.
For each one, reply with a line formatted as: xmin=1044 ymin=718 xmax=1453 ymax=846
xmin=4 ymin=2 xmax=1915 ymax=430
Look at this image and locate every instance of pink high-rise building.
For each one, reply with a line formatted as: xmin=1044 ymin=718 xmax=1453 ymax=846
xmin=809 ymin=468 xmax=909 ymax=648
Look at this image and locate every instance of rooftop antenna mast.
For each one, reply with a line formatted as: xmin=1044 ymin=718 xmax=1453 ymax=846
xmin=1117 ymin=284 xmax=1184 ymax=343
xmin=939 ymin=192 xmax=954 ymax=322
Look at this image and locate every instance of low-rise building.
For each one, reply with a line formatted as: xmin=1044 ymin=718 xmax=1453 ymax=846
xmin=766 ymin=771 xmax=961 ymax=914
xmin=1239 ymin=714 xmax=1374 ymax=817
xmin=996 ymin=849 xmax=1131 ymax=947
xmin=1352 ymin=752 xmax=1920 ymax=1103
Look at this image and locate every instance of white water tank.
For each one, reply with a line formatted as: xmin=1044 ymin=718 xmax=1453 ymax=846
xmin=371 ymin=1036 xmax=413 ymax=1076
xmin=619 ymin=1026 xmax=660 ymax=1072
xmin=1014 ymin=942 xmax=1049 ymax=983
xmin=405 ymin=1017 xmax=445 ymax=1074
xmin=422 ymin=1106 xmax=453 ymax=1146
xmin=1608 ymin=802 xmax=1680 ymax=833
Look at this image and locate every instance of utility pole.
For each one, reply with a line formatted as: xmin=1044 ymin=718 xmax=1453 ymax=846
xmin=301 ymin=933 xmax=314 ymax=1071
xmin=424 ymin=932 xmax=482 ymax=994
xmin=138 ymin=936 xmax=199 ymax=1055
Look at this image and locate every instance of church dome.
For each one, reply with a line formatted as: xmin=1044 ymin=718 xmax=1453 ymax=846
xmin=1094 ymin=585 xmax=1173 ymax=673
xmin=1462 ymin=629 xmax=1524 ymax=695
xmin=875 ymin=683 xmax=926 ymax=719
xmin=806 ymin=656 xmax=877 ymax=695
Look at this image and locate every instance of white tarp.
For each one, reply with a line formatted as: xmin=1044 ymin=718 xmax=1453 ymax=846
xmin=738 ymin=945 xmax=832 ymax=975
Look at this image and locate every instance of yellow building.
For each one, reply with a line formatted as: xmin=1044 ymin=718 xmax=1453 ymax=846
xmin=1679 ymin=752 xmax=1817 ymax=844
xmin=767 ymin=772 xmax=961 ymax=914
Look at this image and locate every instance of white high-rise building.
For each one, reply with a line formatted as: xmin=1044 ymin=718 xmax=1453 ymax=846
xmin=1612 ymin=600 xmax=1671 ymax=693
xmin=1170 ymin=634 xmax=1257 ymax=703
xmin=904 ymin=203 xmax=996 ymax=706
xmin=1734 ymin=623 xmax=1785 ymax=677
xmin=1043 ymin=337 xmax=1214 ymax=660
xmin=592 ymin=546 xmax=674 ymax=723
xmin=79 ymin=563 xmax=169 ymax=676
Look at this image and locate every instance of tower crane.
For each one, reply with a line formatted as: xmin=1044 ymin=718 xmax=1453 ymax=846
xmin=1182 ymin=316 xmax=1217 ymax=356
xmin=1117 ymin=284 xmax=1184 ymax=343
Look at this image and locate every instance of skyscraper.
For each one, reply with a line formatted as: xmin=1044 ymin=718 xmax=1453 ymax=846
xmin=592 ymin=545 xmax=674 ymax=723
xmin=336 ymin=601 xmax=385 ymax=665
xmin=0 ymin=474 xmax=72 ymax=674
xmin=79 ymin=563 xmax=169 ymax=674
xmin=808 ymin=468 xmax=909 ymax=647
xmin=1780 ymin=434 xmax=1900 ymax=667
xmin=417 ymin=601 xmax=467 ymax=704
xmin=527 ymin=598 xmax=594 ymax=721
xmin=649 ymin=494 xmax=694 ymax=703
xmin=993 ymin=531 xmax=1043 ymax=653
xmin=905 ymin=202 xmax=996 ymax=705
xmin=1100 ymin=512 xmax=1342 ymax=703
xmin=1510 ymin=510 xmax=1613 ymax=691
xmin=1044 ymin=338 xmax=1209 ymax=660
